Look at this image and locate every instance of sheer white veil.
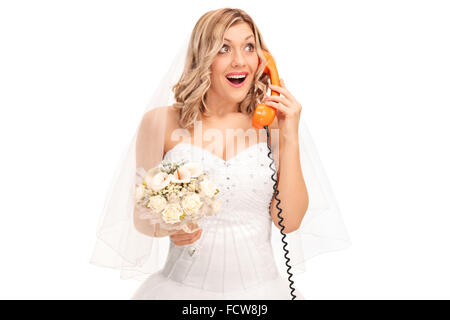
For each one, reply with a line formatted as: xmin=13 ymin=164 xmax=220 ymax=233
xmin=89 ymin=29 xmax=351 ymax=282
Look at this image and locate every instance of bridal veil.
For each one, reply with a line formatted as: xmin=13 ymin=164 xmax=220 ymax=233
xmin=89 ymin=9 xmax=351 ymax=282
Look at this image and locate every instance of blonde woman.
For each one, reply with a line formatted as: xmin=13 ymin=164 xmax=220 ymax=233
xmin=90 ymin=7 xmax=350 ymax=300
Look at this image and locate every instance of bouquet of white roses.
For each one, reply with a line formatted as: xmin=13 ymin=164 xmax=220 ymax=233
xmin=135 ymin=159 xmax=221 ymax=234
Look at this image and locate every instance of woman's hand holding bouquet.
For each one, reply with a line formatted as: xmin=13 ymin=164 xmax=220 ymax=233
xmin=135 ymin=159 xmax=221 ymax=242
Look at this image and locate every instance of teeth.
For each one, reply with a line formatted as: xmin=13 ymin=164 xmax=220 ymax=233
xmin=226 ymin=74 xmax=246 ymax=79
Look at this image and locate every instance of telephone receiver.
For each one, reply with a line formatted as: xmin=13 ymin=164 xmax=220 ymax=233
xmin=252 ymin=50 xmax=297 ymax=299
xmin=252 ymin=49 xmax=281 ymax=129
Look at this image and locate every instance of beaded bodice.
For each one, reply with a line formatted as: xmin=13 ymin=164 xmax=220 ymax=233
xmin=160 ymin=142 xmax=282 ymax=292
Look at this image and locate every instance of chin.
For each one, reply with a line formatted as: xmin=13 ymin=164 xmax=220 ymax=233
xmin=228 ymin=93 xmax=248 ymax=103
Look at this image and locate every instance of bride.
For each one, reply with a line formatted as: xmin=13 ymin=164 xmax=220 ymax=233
xmin=90 ymin=7 xmax=351 ymax=300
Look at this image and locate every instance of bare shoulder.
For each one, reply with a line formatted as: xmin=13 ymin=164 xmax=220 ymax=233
xmin=162 ymin=105 xmax=183 ymax=153
xmin=138 ymin=105 xmax=178 ymax=148
xmin=141 ymin=105 xmax=173 ymax=122
xmin=165 ymin=104 xmax=181 ymax=132
xmin=139 ymin=105 xmax=181 ymax=132
xmin=167 ymin=104 xmax=180 ymax=122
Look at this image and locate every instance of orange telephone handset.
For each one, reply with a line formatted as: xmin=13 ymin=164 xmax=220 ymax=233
xmin=251 ymin=50 xmax=298 ymax=300
xmin=252 ymin=49 xmax=280 ymax=129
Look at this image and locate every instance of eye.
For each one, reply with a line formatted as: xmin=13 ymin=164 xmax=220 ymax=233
xmin=246 ymin=43 xmax=255 ymax=51
xmin=219 ymin=43 xmax=255 ymax=54
xmin=219 ymin=44 xmax=230 ymax=54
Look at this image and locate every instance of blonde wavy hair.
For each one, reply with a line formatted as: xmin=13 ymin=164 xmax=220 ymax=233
xmin=171 ymin=8 xmax=270 ymax=129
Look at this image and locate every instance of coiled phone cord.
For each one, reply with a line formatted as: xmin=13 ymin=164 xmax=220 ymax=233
xmin=264 ymin=125 xmax=297 ymax=300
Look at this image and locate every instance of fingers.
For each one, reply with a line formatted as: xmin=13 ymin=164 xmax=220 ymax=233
xmin=264 ymin=95 xmax=289 ymax=106
xmin=171 ymin=229 xmax=202 ymax=246
xmin=172 ymin=228 xmax=201 ymax=240
xmin=172 ymin=232 xmax=201 ymax=245
xmin=263 ymin=100 xmax=289 ymax=113
xmin=269 ymin=80 xmax=294 ymax=101
xmin=174 ymin=234 xmax=201 ymax=246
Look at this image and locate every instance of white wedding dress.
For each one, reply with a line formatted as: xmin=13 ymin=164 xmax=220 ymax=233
xmin=131 ymin=141 xmax=305 ymax=300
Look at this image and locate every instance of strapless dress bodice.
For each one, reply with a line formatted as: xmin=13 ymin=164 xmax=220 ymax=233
xmin=160 ymin=142 xmax=282 ymax=293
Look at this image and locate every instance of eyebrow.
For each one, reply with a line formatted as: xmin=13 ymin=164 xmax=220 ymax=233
xmin=223 ymin=34 xmax=255 ymax=42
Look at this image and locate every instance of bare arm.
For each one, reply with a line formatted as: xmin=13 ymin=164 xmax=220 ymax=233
xmin=269 ymin=119 xmax=309 ymax=234
xmin=133 ymin=106 xmax=171 ymax=238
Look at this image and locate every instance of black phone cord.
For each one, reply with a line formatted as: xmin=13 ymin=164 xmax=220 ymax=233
xmin=264 ymin=125 xmax=297 ymax=300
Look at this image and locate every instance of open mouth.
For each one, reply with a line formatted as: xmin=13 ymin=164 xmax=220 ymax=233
xmin=225 ymin=73 xmax=248 ymax=87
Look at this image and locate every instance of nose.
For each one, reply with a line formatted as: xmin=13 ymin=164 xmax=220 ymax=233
xmin=231 ymin=50 xmax=246 ymax=67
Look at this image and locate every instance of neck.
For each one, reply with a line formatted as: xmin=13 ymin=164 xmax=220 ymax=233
xmin=203 ymin=91 xmax=240 ymax=118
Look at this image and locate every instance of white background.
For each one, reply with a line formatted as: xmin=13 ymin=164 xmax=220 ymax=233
xmin=1 ymin=0 xmax=449 ymax=299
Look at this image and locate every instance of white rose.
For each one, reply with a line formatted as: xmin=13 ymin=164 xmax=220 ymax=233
xmin=147 ymin=195 xmax=167 ymax=213
xmin=167 ymin=193 xmax=179 ymax=203
xmin=145 ymin=167 xmax=174 ymax=191
xmin=199 ymin=178 xmax=218 ymax=198
xmin=161 ymin=203 xmax=184 ymax=224
xmin=135 ymin=185 xmax=146 ymax=201
xmin=181 ymin=193 xmax=202 ymax=216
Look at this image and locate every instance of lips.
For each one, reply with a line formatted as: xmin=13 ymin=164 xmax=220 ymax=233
xmin=225 ymin=72 xmax=248 ymax=88
xmin=226 ymin=72 xmax=248 ymax=77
